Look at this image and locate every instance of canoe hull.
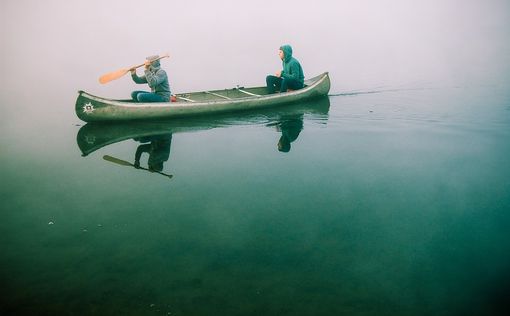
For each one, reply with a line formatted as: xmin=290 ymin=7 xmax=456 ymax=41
xmin=76 ymin=72 xmax=330 ymax=122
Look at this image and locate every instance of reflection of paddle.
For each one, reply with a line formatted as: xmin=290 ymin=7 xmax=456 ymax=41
xmin=98 ymin=53 xmax=169 ymax=84
xmin=103 ymin=155 xmax=173 ymax=179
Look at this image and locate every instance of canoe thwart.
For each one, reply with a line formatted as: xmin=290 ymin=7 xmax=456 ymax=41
xmin=236 ymin=88 xmax=261 ymax=97
xmin=205 ymin=91 xmax=232 ymax=100
xmin=176 ymin=95 xmax=196 ymax=102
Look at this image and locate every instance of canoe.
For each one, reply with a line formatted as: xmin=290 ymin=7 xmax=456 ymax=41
xmin=76 ymin=96 xmax=330 ymax=156
xmin=75 ymin=72 xmax=330 ymax=122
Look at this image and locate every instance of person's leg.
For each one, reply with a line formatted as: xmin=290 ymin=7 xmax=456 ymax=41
xmin=279 ymin=78 xmax=288 ymax=92
xmin=287 ymin=78 xmax=304 ymax=90
xmin=131 ymin=90 xmax=146 ymax=101
xmin=266 ymin=75 xmax=282 ymax=94
xmin=136 ymin=92 xmax=167 ymax=102
xmin=280 ymin=78 xmax=304 ymax=92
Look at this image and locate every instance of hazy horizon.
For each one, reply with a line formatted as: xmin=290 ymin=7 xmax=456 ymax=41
xmin=1 ymin=2 xmax=510 ymax=315
xmin=1 ymin=0 xmax=509 ymax=101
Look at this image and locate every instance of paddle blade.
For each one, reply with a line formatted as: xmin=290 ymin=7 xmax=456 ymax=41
xmin=103 ymin=155 xmax=133 ymax=167
xmin=98 ymin=68 xmax=130 ymax=84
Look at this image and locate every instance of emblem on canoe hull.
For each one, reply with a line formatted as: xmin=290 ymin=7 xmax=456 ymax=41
xmin=84 ymin=134 xmax=96 ymax=145
xmin=83 ymin=102 xmax=95 ymax=114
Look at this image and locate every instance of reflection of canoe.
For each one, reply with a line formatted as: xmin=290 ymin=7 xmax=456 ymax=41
xmin=75 ymin=72 xmax=330 ymax=122
xmin=77 ymin=97 xmax=330 ymax=156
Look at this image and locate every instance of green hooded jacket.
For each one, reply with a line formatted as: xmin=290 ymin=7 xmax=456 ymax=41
xmin=280 ymin=45 xmax=304 ymax=85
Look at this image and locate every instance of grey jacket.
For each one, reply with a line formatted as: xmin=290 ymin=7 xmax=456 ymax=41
xmin=131 ymin=60 xmax=171 ymax=100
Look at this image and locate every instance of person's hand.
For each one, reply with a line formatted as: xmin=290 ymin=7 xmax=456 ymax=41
xmin=130 ymin=68 xmax=136 ymax=75
xmin=275 ymin=70 xmax=282 ymax=78
xmin=144 ymin=60 xmax=151 ymax=69
xmin=134 ymin=160 xmax=140 ymax=169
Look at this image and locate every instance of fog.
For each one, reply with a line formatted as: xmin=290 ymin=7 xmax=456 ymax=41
xmin=1 ymin=3 xmax=510 ymax=314
xmin=1 ymin=0 xmax=509 ymax=103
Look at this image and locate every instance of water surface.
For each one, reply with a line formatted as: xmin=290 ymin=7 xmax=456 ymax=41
xmin=1 ymin=1 xmax=510 ymax=315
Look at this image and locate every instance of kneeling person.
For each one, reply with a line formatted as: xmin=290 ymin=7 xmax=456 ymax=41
xmin=130 ymin=55 xmax=171 ymax=102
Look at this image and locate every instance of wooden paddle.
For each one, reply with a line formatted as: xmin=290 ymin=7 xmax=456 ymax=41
xmin=103 ymin=155 xmax=173 ymax=179
xmin=98 ymin=53 xmax=170 ymax=84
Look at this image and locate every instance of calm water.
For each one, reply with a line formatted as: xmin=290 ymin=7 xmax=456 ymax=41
xmin=2 ymin=86 xmax=510 ymax=315
xmin=2 ymin=1 xmax=510 ymax=315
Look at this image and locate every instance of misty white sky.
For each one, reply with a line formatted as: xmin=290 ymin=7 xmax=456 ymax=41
xmin=1 ymin=0 xmax=509 ymax=96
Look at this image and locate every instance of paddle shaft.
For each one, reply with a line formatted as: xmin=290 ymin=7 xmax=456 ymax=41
xmin=103 ymin=155 xmax=173 ymax=179
xmin=98 ymin=54 xmax=169 ymax=84
xmin=128 ymin=54 xmax=169 ymax=71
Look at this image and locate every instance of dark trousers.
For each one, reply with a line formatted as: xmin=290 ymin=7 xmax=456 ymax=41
xmin=266 ymin=75 xmax=304 ymax=94
xmin=131 ymin=91 xmax=168 ymax=102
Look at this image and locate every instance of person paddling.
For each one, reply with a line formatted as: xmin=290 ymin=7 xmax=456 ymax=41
xmin=130 ymin=55 xmax=171 ymax=102
xmin=266 ymin=45 xmax=305 ymax=94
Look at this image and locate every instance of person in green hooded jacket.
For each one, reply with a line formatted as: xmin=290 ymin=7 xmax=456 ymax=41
xmin=266 ymin=45 xmax=305 ymax=94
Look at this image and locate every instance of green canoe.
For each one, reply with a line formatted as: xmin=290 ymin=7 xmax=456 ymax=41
xmin=75 ymin=72 xmax=330 ymax=122
xmin=76 ymin=96 xmax=331 ymax=156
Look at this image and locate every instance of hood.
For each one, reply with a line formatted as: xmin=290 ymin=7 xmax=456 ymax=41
xmin=280 ymin=45 xmax=293 ymax=63
xmin=146 ymin=55 xmax=161 ymax=70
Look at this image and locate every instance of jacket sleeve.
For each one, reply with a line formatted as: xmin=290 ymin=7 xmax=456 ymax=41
xmin=131 ymin=72 xmax=148 ymax=84
xmin=281 ymin=61 xmax=300 ymax=81
xmin=145 ymin=69 xmax=167 ymax=88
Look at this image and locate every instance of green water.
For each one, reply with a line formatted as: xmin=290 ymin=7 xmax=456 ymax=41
xmin=2 ymin=1 xmax=510 ymax=313
xmin=1 ymin=86 xmax=509 ymax=315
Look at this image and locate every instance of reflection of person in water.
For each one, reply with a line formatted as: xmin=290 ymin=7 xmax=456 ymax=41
xmin=276 ymin=115 xmax=304 ymax=152
xmin=133 ymin=134 xmax=172 ymax=172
